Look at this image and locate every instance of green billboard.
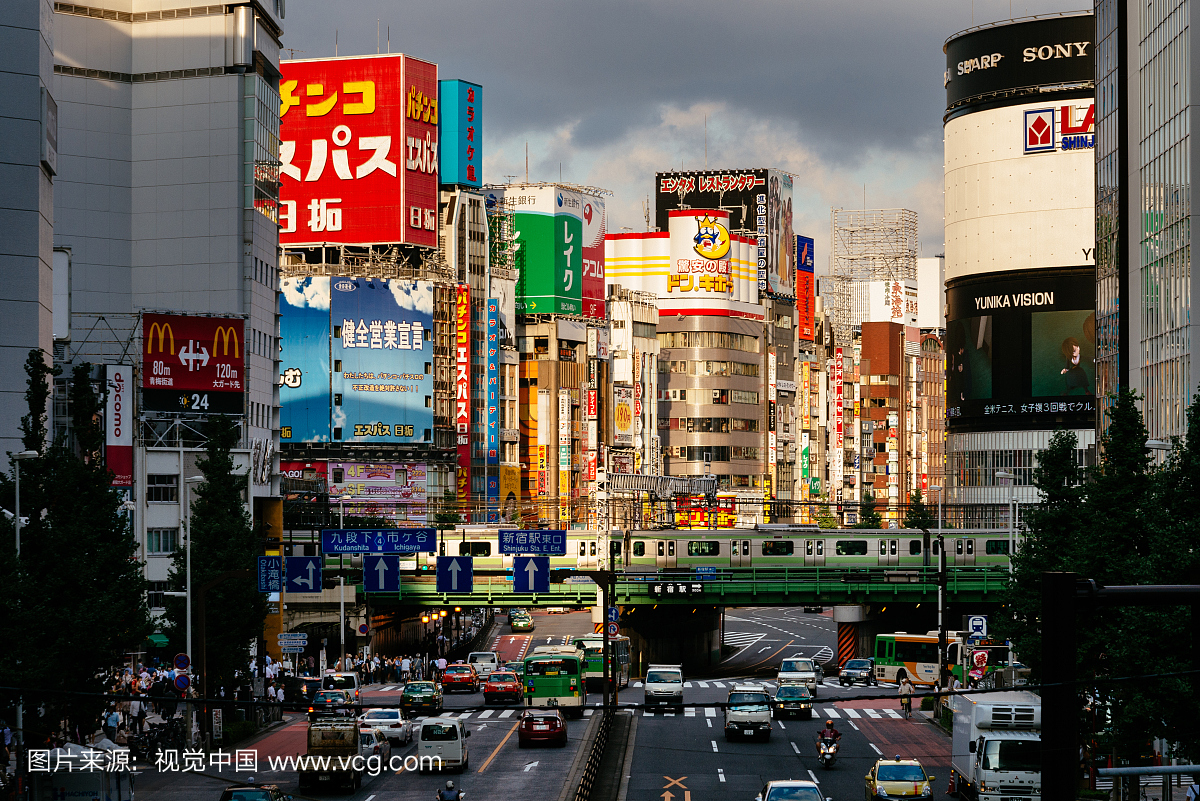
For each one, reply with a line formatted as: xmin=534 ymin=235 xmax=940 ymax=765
xmin=492 ymin=186 xmax=583 ymax=315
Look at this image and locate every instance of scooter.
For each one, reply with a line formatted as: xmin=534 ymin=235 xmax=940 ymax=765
xmin=816 ymin=737 xmax=839 ymax=769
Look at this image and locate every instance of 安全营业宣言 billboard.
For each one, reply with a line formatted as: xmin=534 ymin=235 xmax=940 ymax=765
xmin=946 ymin=267 xmax=1095 ymax=432
xmin=331 ymin=277 xmax=433 ymax=442
xmin=279 ymin=54 xmax=439 ymax=248
xmin=280 ymin=276 xmax=332 ymax=442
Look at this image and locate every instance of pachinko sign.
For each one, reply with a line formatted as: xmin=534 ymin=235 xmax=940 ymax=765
xmin=279 ymin=54 xmax=438 ymax=248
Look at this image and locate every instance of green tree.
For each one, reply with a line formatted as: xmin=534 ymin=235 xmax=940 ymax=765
xmin=813 ymin=493 xmax=839 ymax=529
xmin=2 ymin=358 xmax=149 ymax=742
xmin=854 ymin=489 xmax=882 ymax=529
xmin=166 ymin=415 xmax=265 ymax=697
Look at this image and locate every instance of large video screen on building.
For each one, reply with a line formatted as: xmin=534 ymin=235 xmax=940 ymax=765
xmin=280 ymin=276 xmax=331 ymax=442
xmin=330 ymin=277 xmax=434 ymax=442
xmin=946 ymin=267 xmax=1095 ymax=432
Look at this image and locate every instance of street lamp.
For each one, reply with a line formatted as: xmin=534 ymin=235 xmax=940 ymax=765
xmin=996 ymin=470 xmax=1016 ymax=568
xmin=12 ymin=449 xmax=37 ymax=747
xmin=164 ymin=476 xmax=204 ymax=661
xmin=1145 ymin=439 xmax=1172 ymax=451
xmin=929 ymin=484 xmax=946 ymax=692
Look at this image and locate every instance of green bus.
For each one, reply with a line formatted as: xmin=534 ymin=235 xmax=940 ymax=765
xmin=523 ymin=653 xmax=584 ymax=717
xmin=569 ymin=634 xmax=632 ymax=691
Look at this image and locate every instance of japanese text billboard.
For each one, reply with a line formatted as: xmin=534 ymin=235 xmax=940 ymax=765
xmin=613 ymin=385 xmax=634 ymax=446
xmin=279 ymin=54 xmax=438 ymax=247
xmin=581 ymin=196 xmax=606 ymax=318
xmin=655 ymin=168 xmax=794 ymax=296
xmin=280 ymin=276 xmax=332 ymax=442
xmin=142 ymin=313 xmax=244 ymax=414
xmin=328 ymin=461 xmax=427 ymax=522
xmin=105 ymin=365 xmax=132 ymax=487
xmin=330 ymin=277 xmax=433 ymax=442
xmin=439 ymin=79 xmax=481 ymax=187
xmin=796 ymin=235 xmax=815 ymax=341
xmin=456 ymin=284 xmax=471 ymax=516
xmin=486 ymin=299 xmax=499 ymax=465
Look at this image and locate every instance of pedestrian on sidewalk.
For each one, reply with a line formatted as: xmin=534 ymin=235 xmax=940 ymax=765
xmin=103 ymin=707 xmax=120 ymax=742
xmin=1185 ymin=780 xmax=1200 ymax=801
xmin=401 ymin=656 xmax=411 ymax=683
xmin=129 ymin=694 xmax=145 ymax=734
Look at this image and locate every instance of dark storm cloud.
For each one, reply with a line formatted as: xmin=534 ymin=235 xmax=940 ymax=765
xmin=286 ymin=0 xmax=1086 ymax=169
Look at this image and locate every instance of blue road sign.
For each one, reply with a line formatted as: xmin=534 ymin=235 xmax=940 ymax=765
xmin=694 ymin=565 xmax=717 ymax=581
xmin=513 ymin=556 xmax=549 ymax=593
xmin=258 ymin=556 xmax=283 ymax=592
xmin=320 ymin=527 xmax=437 ymax=554
xmin=174 ymin=653 xmax=190 ymax=671
xmin=607 ymin=606 xmax=619 ymax=623
xmin=174 ymin=674 xmax=190 ymax=692
xmin=285 ymin=556 xmax=322 ymax=593
xmin=968 ymin=615 xmax=988 ymax=637
xmin=280 ymin=646 xmax=306 ymax=654
xmin=364 ymin=554 xmax=401 ymax=593
xmin=497 ymin=529 xmax=568 ymax=555
xmin=436 ymin=556 xmax=473 ymax=593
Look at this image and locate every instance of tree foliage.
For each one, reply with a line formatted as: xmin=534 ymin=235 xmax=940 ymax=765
xmin=0 ymin=354 xmax=149 ymax=742
xmin=902 ymin=488 xmax=936 ymax=531
xmin=166 ymin=415 xmax=265 ymax=696
xmin=854 ymin=489 xmax=883 ymax=529
xmin=998 ymin=390 xmax=1200 ymax=763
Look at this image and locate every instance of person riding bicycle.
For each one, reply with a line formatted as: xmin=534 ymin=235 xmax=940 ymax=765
xmin=817 ymin=720 xmax=841 ymax=743
xmin=898 ymin=677 xmax=915 ymax=716
xmin=438 ymin=781 xmax=463 ymax=801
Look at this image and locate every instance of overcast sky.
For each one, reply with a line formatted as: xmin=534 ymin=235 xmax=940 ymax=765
xmin=286 ymin=0 xmax=1088 ymax=271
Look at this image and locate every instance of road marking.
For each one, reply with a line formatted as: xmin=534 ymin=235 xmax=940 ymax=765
xmin=822 ymin=709 xmax=840 ymax=718
xmin=807 ymin=770 xmax=820 ymax=784
xmin=644 ymin=710 xmax=654 ymax=717
xmin=710 ymin=682 xmax=725 ymax=688
xmin=744 ymin=639 xmax=796 ymax=671
xmin=584 ymin=709 xmax=594 ymax=716
xmin=499 ymin=710 xmax=514 ymax=718
xmin=843 ymin=709 xmax=861 ymax=718
xmin=365 ymin=796 xmax=376 ymax=801
xmin=523 ymin=761 xmax=538 ymax=772
xmin=633 ymin=682 xmax=643 ymax=688
xmin=757 ymin=646 xmax=771 ymax=653
xmin=718 ymin=769 xmax=725 ymax=783
xmin=704 ymin=708 xmax=717 ymax=717
xmin=458 ymin=712 xmax=473 ymax=719
xmin=476 ymin=722 xmax=520 ymax=773
xmin=711 ymin=740 xmax=718 ymax=752
xmin=864 ymin=709 xmax=881 ymax=719
xmin=685 ymin=708 xmax=696 ymax=717
xmin=477 ymin=710 xmax=494 ymax=718
xmin=684 ymin=682 xmax=693 ymax=688
xmin=870 ymin=743 xmax=882 ymax=755
xmin=697 ymin=681 xmax=709 ymax=688
xmin=777 ymin=721 xmax=786 ymax=729
xmin=663 ymin=777 xmax=688 ymax=789
xmin=664 ymin=710 xmax=675 ymax=717
xmin=848 ymin=720 xmax=859 ymax=731
xmin=884 ymin=709 xmax=902 ymax=719
xmin=790 ymin=741 xmax=800 ymax=754
xmin=706 ymin=719 xmax=712 ymax=728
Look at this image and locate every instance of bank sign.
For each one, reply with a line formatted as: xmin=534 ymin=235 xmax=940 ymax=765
xmin=1023 ymin=103 xmax=1094 ymax=154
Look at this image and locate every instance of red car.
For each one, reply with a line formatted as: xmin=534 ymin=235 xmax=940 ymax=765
xmin=483 ymin=671 xmax=523 ymax=704
xmin=517 ymin=708 xmax=567 ymax=748
xmin=441 ymin=663 xmax=480 ymax=693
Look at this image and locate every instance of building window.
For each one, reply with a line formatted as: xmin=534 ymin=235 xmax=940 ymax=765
xmin=147 ymin=528 xmax=179 ymax=555
xmin=146 ymin=475 xmax=179 ymax=504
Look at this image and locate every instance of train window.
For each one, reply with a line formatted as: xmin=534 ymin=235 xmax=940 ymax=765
xmin=634 ymin=541 xmax=646 ymax=557
xmin=890 ymin=541 xmax=897 ymax=556
xmin=965 ymin=540 xmax=974 ymax=555
xmin=611 ymin=541 xmax=622 ymax=558
xmin=985 ymin=540 xmax=1009 ymax=555
xmin=687 ymin=541 xmax=721 ymax=556
xmin=932 ymin=540 xmax=940 ymax=555
xmin=762 ymin=541 xmax=794 ymax=556
xmin=668 ymin=542 xmax=675 ymax=557
xmin=741 ymin=540 xmax=749 ymax=556
xmin=439 ymin=541 xmax=446 ymax=556
xmin=806 ymin=541 xmax=813 ymax=556
xmin=816 ymin=541 xmax=824 ymax=556
xmin=909 ymin=540 xmax=921 ymax=555
xmin=836 ymin=541 xmax=868 ymax=556
xmin=956 ymin=540 xmax=964 ymax=555
xmin=657 ymin=542 xmax=664 ymax=557
xmin=590 ymin=542 xmax=597 ymax=557
xmin=580 ymin=541 xmax=586 ymax=557
xmin=458 ymin=541 xmax=491 ymax=557
xmin=878 ymin=540 xmax=886 ymax=554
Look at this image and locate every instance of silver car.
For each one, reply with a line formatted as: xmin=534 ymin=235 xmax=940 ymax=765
xmin=357 ymin=708 xmax=413 ymax=744
xmin=755 ymin=780 xmax=830 ymax=801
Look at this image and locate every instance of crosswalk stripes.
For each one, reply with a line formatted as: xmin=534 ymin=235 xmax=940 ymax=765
xmin=476 ymin=710 xmax=493 ymax=718
xmin=584 ymin=709 xmax=593 ymax=716
xmin=696 ymin=681 xmax=709 ymax=688
xmin=843 ymin=709 xmax=861 ymax=718
xmin=883 ymin=709 xmax=902 ymax=719
xmin=685 ymin=707 xmax=696 ymax=717
xmin=684 ymin=682 xmax=693 ymax=688
xmin=704 ymin=708 xmax=717 ymax=717
xmin=633 ymin=681 xmax=643 ymax=688
xmin=498 ymin=710 xmax=514 ymax=718
xmin=863 ymin=709 xmax=882 ymax=718
xmin=722 ymin=631 xmax=767 ymax=649
xmin=823 ymin=708 xmax=840 ymax=718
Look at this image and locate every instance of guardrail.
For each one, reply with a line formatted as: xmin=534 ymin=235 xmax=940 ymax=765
xmin=572 ymin=709 xmax=613 ymax=801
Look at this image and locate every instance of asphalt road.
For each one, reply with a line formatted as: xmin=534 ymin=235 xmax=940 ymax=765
xmin=131 ymin=609 xmax=601 ymax=801
xmin=715 ymin=606 xmax=839 ymax=678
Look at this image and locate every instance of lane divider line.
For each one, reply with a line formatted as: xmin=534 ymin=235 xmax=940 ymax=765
xmin=477 ymin=722 xmax=521 ymax=773
xmin=790 ymin=741 xmax=800 ymax=754
xmin=807 ymin=770 xmax=820 ymax=784
xmin=718 ymin=769 xmax=725 ymax=783
xmin=870 ymin=743 xmax=882 ymax=755
xmin=711 ymin=740 xmax=718 ymax=752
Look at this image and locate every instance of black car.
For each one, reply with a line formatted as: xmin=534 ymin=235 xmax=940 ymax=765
xmin=218 ymin=784 xmax=290 ymax=801
xmin=308 ymin=690 xmax=351 ymax=720
xmin=771 ymin=684 xmax=814 ymax=719
xmin=838 ymin=657 xmax=876 ymax=686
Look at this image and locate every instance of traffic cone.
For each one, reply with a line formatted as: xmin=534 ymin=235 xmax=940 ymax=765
xmin=947 ymin=770 xmax=957 ymax=796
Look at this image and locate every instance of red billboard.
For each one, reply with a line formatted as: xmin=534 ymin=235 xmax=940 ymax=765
xmin=279 ymin=54 xmax=438 ymax=248
xmin=143 ymin=314 xmax=244 ymax=413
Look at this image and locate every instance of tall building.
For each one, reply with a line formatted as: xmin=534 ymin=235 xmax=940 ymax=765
xmin=1096 ymin=0 xmax=1195 ymax=441
xmin=943 ymin=14 xmax=1097 ymax=519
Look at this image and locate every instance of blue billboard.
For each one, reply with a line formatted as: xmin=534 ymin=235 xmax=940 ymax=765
xmin=486 ymin=299 xmax=499 ymax=465
xmin=280 ymin=276 xmax=331 ymax=442
xmin=331 ymin=277 xmax=434 ymax=443
xmin=439 ymin=79 xmax=482 ymax=187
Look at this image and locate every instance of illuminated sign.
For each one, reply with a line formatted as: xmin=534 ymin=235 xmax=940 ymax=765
xmin=142 ymin=313 xmax=244 ymax=413
xmin=456 ymin=284 xmax=471 ymax=517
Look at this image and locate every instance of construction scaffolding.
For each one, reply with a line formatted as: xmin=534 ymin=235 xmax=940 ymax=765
xmin=828 ymin=208 xmax=918 ymax=345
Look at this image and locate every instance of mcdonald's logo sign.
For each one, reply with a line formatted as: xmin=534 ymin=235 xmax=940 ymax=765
xmin=143 ymin=313 xmax=245 ymax=396
xmin=212 ymin=325 xmax=240 ymax=357
xmin=146 ymin=321 xmax=175 ymax=355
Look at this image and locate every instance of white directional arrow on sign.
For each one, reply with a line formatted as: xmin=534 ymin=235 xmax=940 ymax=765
xmin=293 ymin=561 xmax=315 ymax=590
xmin=448 ymin=559 xmax=462 ymax=591
xmin=179 ymin=341 xmax=210 ymax=371
xmin=375 ymin=558 xmax=388 ymax=588
xmin=524 ymin=559 xmax=538 ymax=586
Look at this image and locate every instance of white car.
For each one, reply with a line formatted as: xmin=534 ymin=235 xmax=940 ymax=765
xmin=467 ymin=651 xmax=499 ymax=678
xmin=358 ymin=708 xmax=413 ymax=744
xmin=358 ymin=726 xmax=392 ymax=762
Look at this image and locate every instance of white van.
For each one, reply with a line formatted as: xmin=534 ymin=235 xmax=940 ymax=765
xmin=322 ymin=672 xmax=362 ymax=703
xmin=776 ymin=657 xmax=820 ymax=695
xmin=467 ymin=651 xmax=499 ymax=677
xmin=644 ymin=664 xmax=684 ymax=710
xmin=416 ymin=717 xmax=470 ymax=773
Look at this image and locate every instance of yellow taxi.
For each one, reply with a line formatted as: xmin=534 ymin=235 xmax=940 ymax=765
xmin=864 ymin=756 xmax=934 ymax=800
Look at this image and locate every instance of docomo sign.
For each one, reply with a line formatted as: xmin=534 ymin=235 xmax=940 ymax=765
xmin=143 ymin=314 xmax=244 ymax=393
xmin=106 ymin=365 xmax=133 ymax=487
xmin=279 ymin=54 xmax=438 ymax=248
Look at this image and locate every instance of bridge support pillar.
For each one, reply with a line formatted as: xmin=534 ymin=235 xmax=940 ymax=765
xmin=833 ymin=605 xmax=876 ymax=665
xmin=621 ymin=605 xmax=722 ymax=676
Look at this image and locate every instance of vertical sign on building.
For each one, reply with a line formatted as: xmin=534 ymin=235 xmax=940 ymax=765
xmin=767 ymin=349 xmax=777 ymax=474
xmin=585 ymin=387 xmax=598 ymax=527
xmin=486 ymin=298 xmax=499 ymax=521
xmin=581 ymin=196 xmax=606 ymax=318
xmin=438 ymin=79 xmax=481 ymax=187
xmin=833 ymin=347 xmax=844 ymax=502
xmin=796 ymin=235 xmax=815 ymax=341
xmin=537 ymin=389 xmax=551 ymax=502
xmin=456 ymin=284 xmax=471 ymax=518
xmin=558 ymin=388 xmax=571 ymax=522
xmin=105 ymin=365 xmax=133 ymax=487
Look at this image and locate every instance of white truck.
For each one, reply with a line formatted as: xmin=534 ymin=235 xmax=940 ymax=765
xmin=950 ymin=690 xmax=1041 ymax=801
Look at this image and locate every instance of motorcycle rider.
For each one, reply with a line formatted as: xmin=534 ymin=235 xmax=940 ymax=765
xmin=438 ymin=781 xmax=464 ymax=801
xmin=818 ymin=720 xmax=842 ymax=743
